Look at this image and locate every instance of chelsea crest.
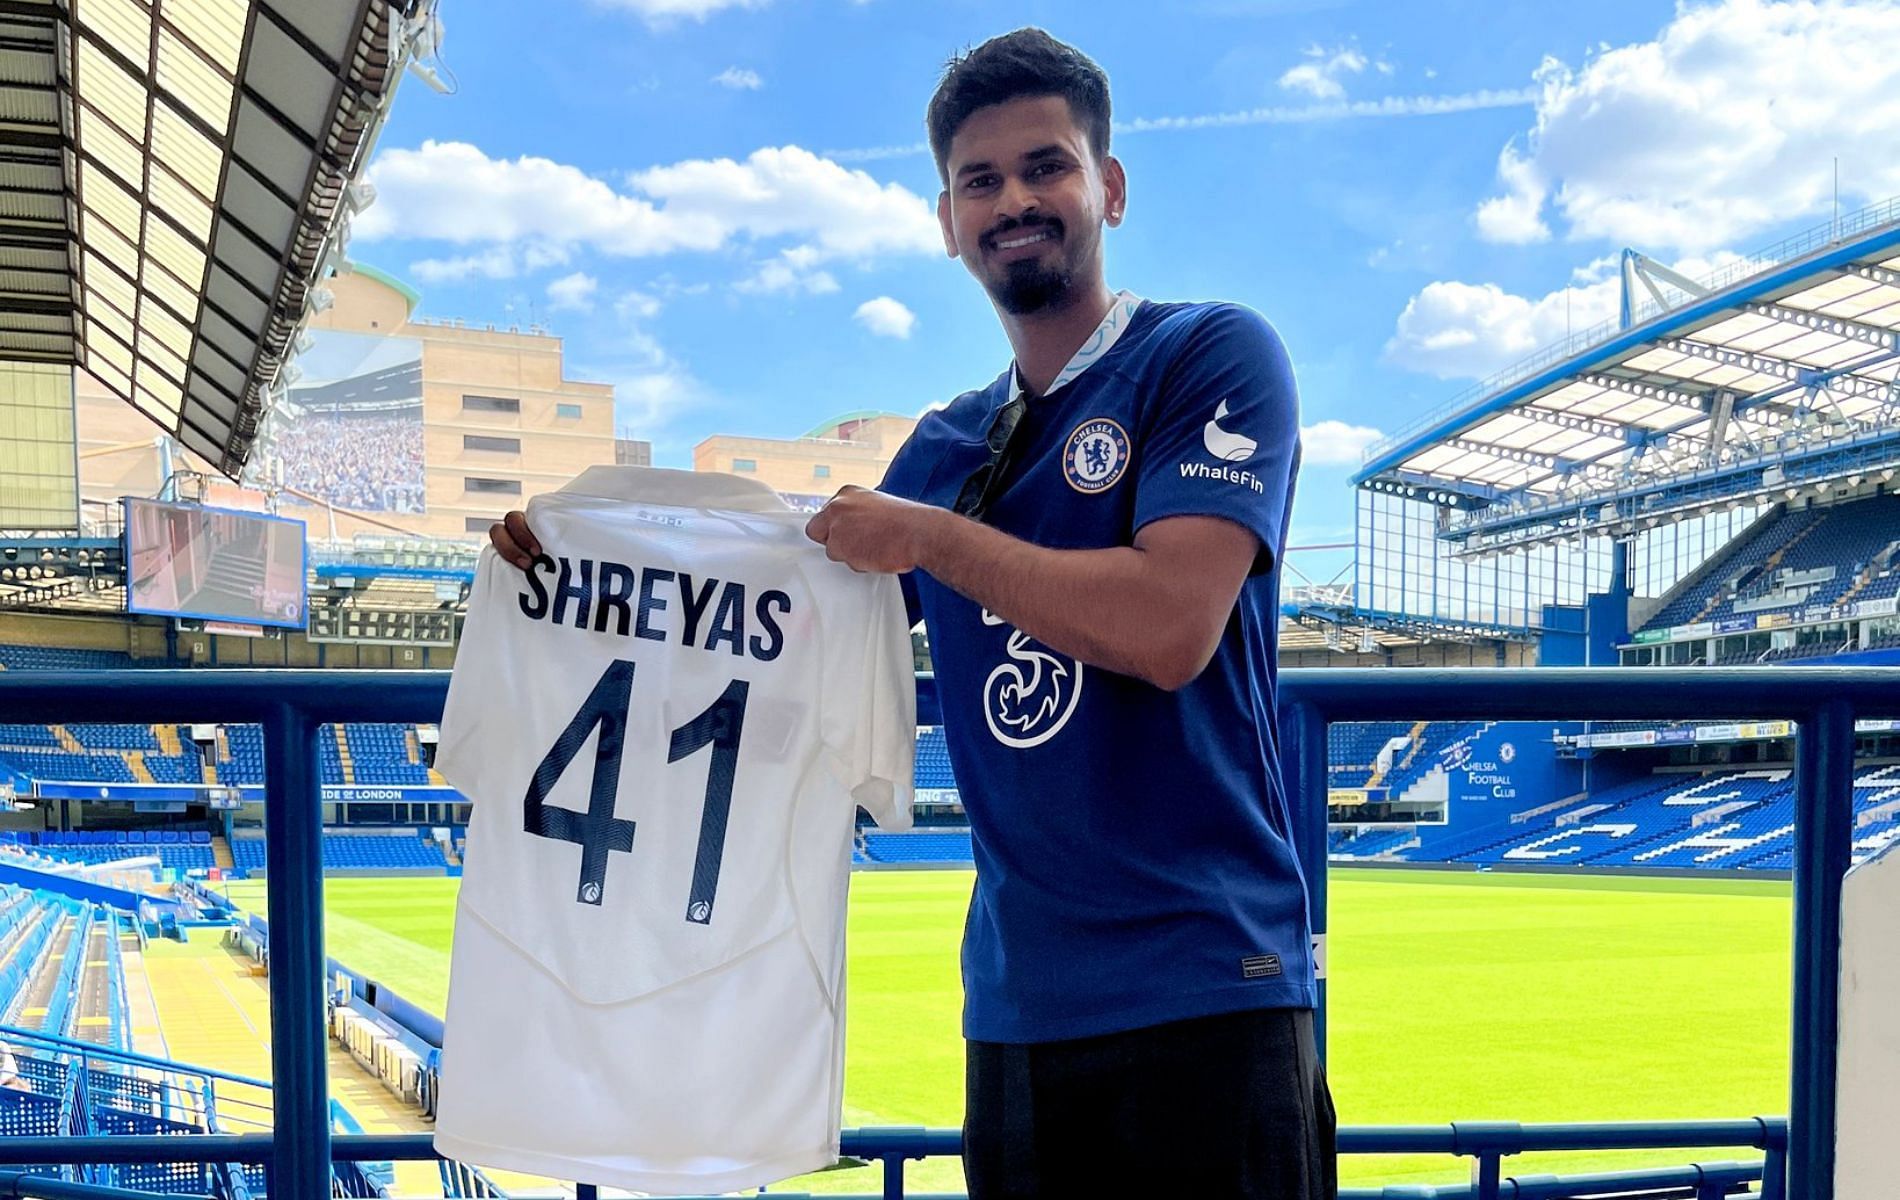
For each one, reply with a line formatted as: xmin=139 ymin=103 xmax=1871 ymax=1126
xmin=1063 ymin=418 xmax=1130 ymax=495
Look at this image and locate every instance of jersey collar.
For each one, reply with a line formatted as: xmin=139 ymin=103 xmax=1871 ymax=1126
xmin=1010 ymin=290 xmax=1144 ymax=403
xmin=558 ymin=465 xmax=789 ymax=512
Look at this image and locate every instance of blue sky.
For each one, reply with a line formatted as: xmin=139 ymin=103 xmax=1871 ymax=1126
xmin=352 ymin=0 xmax=1900 ymax=578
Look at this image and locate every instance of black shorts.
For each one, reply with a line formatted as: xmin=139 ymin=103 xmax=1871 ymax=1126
xmin=964 ymin=1007 xmax=1337 ymax=1199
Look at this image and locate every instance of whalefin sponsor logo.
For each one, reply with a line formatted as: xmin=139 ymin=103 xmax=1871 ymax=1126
xmin=1179 ymin=461 xmax=1266 ymax=494
xmin=1202 ymin=399 xmax=1257 ymax=462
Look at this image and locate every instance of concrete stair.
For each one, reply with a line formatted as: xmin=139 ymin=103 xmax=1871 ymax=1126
xmin=333 ymin=726 xmax=354 ymax=785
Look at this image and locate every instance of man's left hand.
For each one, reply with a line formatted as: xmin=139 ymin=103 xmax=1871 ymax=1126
xmin=805 ymin=486 xmax=944 ymax=573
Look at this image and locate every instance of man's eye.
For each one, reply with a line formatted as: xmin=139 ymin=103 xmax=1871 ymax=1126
xmin=965 ymin=175 xmax=997 ymax=191
xmin=1031 ymin=162 xmax=1063 ymax=177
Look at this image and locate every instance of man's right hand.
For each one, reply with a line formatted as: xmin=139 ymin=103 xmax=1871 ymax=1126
xmin=488 ymin=511 xmax=541 ymax=571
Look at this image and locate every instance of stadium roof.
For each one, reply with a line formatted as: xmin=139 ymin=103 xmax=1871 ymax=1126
xmin=1356 ymin=199 xmax=1900 ymax=553
xmin=0 ymin=0 xmax=423 ymax=478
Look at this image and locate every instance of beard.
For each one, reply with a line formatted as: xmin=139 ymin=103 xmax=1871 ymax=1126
xmin=987 ymin=257 xmax=1076 ymax=315
xmin=979 ymin=217 xmax=1085 ymax=315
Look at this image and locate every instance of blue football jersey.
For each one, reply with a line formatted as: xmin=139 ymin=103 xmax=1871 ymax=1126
xmin=882 ymin=296 xmax=1313 ymax=1043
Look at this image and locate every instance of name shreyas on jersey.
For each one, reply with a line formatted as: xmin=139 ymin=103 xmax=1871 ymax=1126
xmin=516 ymin=554 xmax=792 ymax=663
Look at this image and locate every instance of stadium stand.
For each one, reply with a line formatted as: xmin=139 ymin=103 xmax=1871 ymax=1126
xmin=914 ymin=726 xmax=955 ymax=791
xmin=863 ymin=829 xmax=973 ymax=864
xmin=0 ymin=831 xmax=216 ymax=873
xmin=229 ymin=832 xmax=447 ymax=872
xmin=1641 ymin=497 xmax=1900 ymax=638
xmin=1394 ymin=766 xmax=1900 ymax=872
xmin=0 ymin=646 xmax=151 ymax=672
xmin=1327 ymin=722 xmax=1413 ymax=788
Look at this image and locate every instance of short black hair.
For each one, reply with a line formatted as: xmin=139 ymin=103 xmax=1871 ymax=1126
xmin=926 ymin=28 xmax=1112 ymax=187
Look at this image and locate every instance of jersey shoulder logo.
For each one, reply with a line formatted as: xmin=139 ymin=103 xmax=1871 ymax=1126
xmin=980 ymin=609 xmax=1084 ymax=748
xmin=1202 ymin=400 xmax=1257 ymax=462
xmin=1062 ymin=418 xmax=1130 ymax=495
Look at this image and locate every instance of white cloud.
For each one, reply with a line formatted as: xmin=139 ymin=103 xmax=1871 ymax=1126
xmin=546 ymin=272 xmax=598 ymax=312
xmin=1474 ymin=0 xmax=1900 ymax=252
xmin=1386 ymin=277 xmax=1620 ymax=380
xmin=1301 ymin=420 xmax=1384 ymax=465
xmin=614 ymin=368 xmax=704 ymax=432
xmin=826 ymin=87 xmax=1537 ymax=162
xmin=734 ymin=245 xmax=839 ymax=295
xmin=1278 ymin=44 xmax=1370 ymax=100
xmin=594 ymin=0 xmax=768 ymax=27
xmin=614 ymin=289 xmax=663 ymax=320
xmin=1385 ymin=250 xmax=1750 ymax=379
xmin=711 ymin=66 xmax=762 ymax=90
xmin=1472 ymin=143 xmax=1549 ymax=244
xmin=854 ymin=296 xmax=916 ymax=339
xmin=409 ymin=247 xmax=518 ymax=284
xmin=359 ymin=141 xmax=939 ymax=282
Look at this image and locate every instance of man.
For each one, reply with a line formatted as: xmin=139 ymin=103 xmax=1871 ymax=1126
xmin=491 ymin=27 xmax=1331 ymax=1198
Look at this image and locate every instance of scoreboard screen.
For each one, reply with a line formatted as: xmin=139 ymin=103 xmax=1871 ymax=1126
xmin=124 ymin=498 xmax=308 ymax=629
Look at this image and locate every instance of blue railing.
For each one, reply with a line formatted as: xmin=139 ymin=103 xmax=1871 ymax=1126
xmin=0 ymin=666 xmax=1890 ymax=1199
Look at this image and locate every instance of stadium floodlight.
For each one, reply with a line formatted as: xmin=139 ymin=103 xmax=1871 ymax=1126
xmin=307 ymin=287 xmax=335 ymax=316
xmin=292 ymin=329 xmax=316 ymax=356
xmin=278 ymin=363 xmax=303 ymax=389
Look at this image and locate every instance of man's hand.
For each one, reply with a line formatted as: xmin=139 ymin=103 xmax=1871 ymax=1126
xmin=805 ymin=486 xmax=946 ymax=573
xmin=488 ymin=511 xmax=541 ymax=571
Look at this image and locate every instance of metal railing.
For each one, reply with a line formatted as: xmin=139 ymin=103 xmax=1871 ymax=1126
xmin=0 ymin=666 xmax=1891 ymax=1199
xmin=0 ymin=1121 xmax=1789 ymax=1200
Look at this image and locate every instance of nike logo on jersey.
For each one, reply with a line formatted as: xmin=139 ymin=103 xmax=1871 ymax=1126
xmin=518 ymin=554 xmax=792 ymax=662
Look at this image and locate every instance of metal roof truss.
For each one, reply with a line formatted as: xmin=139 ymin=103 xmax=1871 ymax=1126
xmin=0 ymin=0 xmax=415 ymax=478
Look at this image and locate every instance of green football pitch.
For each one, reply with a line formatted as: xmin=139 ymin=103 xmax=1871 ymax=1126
xmin=220 ymin=869 xmax=1793 ymax=1193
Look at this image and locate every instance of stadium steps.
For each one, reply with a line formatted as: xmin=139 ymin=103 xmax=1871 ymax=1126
xmin=153 ymin=724 xmax=181 ymax=756
xmin=333 ymin=725 xmax=355 ymax=785
xmin=1379 ymin=721 xmax=1432 ymax=784
xmin=124 ymin=750 xmax=153 ymax=784
xmin=403 ymin=728 xmax=421 ymax=765
xmin=427 ymin=766 xmax=446 ymax=786
xmin=116 ymin=934 xmax=169 ymax=1059
xmin=211 ymin=837 xmax=234 ymax=871
xmin=49 ymin=724 xmax=81 ymax=752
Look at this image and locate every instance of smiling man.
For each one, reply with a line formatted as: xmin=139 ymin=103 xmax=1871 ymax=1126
xmin=804 ymin=27 xmax=1334 ymax=1200
xmin=490 ymin=25 xmax=1328 ymax=1198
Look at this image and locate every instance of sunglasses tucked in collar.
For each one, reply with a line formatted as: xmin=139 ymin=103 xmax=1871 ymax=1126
xmin=948 ymin=291 xmax=1144 ymax=523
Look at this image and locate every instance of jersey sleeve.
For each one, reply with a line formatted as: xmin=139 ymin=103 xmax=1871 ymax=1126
xmin=841 ymin=576 xmax=916 ymax=832
xmin=433 ymin=548 xmax=507 ymax=797
xmin=1132 ymin=304 xmax=1301 ymax=573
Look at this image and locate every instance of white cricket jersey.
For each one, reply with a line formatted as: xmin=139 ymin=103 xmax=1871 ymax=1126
xmin=432 ymin=466 xmax=914 ymax=1195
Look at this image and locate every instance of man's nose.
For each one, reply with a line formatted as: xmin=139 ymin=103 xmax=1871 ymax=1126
xmin=995 ymin=175 xmax=1041 ymax=221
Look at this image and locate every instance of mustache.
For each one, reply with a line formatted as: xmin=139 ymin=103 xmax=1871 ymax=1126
xmin=980 ymin=214 xmax=1063 ymax=251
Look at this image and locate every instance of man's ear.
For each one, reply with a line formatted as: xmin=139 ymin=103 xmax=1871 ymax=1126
xmin=1103 ymin=156 xmax=1127 ymax=228
xmin=938 ymin=191 xmax=960 ymax=259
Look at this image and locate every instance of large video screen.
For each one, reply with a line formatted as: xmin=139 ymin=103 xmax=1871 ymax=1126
xmin=124 ymin=498 xmax=308 ymax=629
xmin=262 ymin=329 xmax=425 ymax=514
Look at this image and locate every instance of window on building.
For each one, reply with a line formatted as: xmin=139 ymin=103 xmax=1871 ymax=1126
xmin=462 ymin=394 xmax=520 ymax=414
xmin=464 ymin=517 xmax=497 ymax=534
xmin=556 ymin=402 xmax=583 ymax=419
xmin=733 ymin=459 xmax=757 ymax=472
xmin=813 ymin=464 xmax=831 ymax=479
xmin=464 ymin=434 xmax=521 ymax=453
xmin=466 ymin=477 xmax=523 ymax=495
